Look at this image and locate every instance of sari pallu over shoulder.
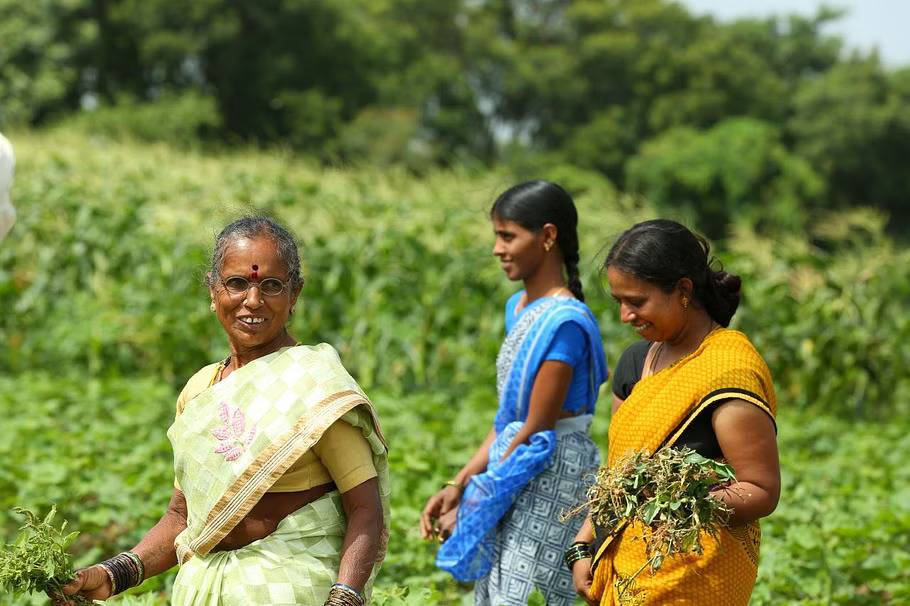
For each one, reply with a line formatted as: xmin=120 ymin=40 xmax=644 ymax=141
xmin=167 ymin=343 xmax=390 ymax=565
xmin=590 ymin=329 xmax=776 ymax=606
xmin=437 ymin=297 xmax=608 ymax=582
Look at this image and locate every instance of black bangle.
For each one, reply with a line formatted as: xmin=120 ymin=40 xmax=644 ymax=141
xmin=564 ymin=542 xmax=592 ymax=571
xmin=99 ymin=552 xmax=142 ymax=595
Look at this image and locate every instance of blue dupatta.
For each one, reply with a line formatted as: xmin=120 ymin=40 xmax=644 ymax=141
xmin=436 ymin=295 xmax=608 ymax=581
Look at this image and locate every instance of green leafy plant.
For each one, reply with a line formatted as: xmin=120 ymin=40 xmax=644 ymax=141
xmin=0 ymin=507 xmax=89 ymax=604
xmin=525 ymin=587 xmax=547 ymax=605
xmin=568 ymin=448 xmax=735 ymax=598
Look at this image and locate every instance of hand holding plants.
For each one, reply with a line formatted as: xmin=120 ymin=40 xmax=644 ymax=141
xmin=0 ymin=507 xmax=95 ymax=605
xmin=53 ymin=565 xmax=113 ymax=605
xmin=566 ymin=448 xmax=735 ymax=599
xmin=419 ymin=485 xmax=462 ymax=541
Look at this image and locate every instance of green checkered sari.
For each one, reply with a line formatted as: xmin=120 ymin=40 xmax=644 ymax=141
xmin=167 ymin=344 xmax=390 ymax=605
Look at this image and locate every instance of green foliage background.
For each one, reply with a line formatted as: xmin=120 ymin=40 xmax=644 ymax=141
xmin=0 ymin=130 xmax=908 ymax=604
xmin=2 ymin=0 xmax=909 ymax=233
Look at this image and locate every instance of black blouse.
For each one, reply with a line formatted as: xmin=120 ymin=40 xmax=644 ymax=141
xmin=611 ymin=341 xmax=723 ymax=459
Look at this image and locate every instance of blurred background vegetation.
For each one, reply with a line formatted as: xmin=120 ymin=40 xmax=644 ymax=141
xmin=1 ymin=0 xmax=909 ymax=604
xmin=2 ymin=0 xmax=909 ymax=234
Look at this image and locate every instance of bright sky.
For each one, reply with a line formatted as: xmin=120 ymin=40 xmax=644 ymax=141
xmin=680 ymin=0 xmax=910 ymax=68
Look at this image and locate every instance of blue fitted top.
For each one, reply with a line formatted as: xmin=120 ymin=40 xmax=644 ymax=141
xmin=504 ymin=291 xmax=592 ymax=414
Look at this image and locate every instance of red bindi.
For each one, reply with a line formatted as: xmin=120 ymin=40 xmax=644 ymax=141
xmin=251 ymin=265 xmax=259 ymax=280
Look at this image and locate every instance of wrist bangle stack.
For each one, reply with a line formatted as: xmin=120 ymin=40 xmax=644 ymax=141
xmin=563 ymin=541 xmax=592 ymax=572
xmin=324 ymin=582 xmax=365 ymax=606
xmin=122 ymin=551 xmax=145 ymax=584
xmin=97 ymin=563 xmax=117 ymax=595
xmin=98 ymin=551 xmax=144 ymax=595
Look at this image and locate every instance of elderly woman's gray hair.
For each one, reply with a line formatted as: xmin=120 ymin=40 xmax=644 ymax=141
xmin=206 ymin=216 xmax=303 ymax=290
xmin=0 ymin=133 xmax=15 ymax=241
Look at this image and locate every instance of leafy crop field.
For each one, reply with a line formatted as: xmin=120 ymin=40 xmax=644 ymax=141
xmin=1 ymin=130 xmax=908 ymax=605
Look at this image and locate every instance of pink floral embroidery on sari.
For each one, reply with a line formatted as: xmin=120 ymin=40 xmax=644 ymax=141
xmin=212 ymin=402 xmax=257 ymax=461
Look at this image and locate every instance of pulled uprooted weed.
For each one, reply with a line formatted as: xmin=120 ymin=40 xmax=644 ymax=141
xmin=0 ymin=506 xmax=90 ymax=604
xmin=564 ymin=447 xmax=736 ymax=599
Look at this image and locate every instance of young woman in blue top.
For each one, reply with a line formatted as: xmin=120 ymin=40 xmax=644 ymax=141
xmin=420 ymin=180 xmax=608 ymax=606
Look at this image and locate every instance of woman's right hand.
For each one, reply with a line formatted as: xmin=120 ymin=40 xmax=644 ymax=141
xmin=572 ymin=557 xmax=598 ymax=605
xmin=51 ymin=565 xmax=113 ymax=605
xmin=419 ymin=485 xmax=462 ymax=540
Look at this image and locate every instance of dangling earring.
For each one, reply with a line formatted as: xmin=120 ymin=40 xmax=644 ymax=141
xmin=289 ymin=306 xmax=295 ymax=315
xmin=681 ymin=296 xmax=689 ymax=311
xmin=210 ymin=302 xmax=216 ymax=312
xmin=544 ymin=242 xmax=553 ymax=252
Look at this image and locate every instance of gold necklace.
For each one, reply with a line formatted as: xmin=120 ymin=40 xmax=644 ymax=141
xmin=651 ymin=321 xmax=720 ymax=374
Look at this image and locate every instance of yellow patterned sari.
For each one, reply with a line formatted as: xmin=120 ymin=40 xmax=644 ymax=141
xmin=591 ymin=329 xmax=776 ymax=606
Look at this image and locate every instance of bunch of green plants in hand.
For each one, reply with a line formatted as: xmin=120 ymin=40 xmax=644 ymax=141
xmin=0 ymin=507 xmax=89 ymax=604
xmin=568 ymin=447 xmax=735 ymax=597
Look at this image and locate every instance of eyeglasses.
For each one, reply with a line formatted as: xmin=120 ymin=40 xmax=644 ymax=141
xmin=221 ymin=276 xmax=288 ymax=297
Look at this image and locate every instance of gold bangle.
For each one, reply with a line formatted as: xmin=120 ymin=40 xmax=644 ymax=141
xmin=443 ymin=480 xmax=464 ymax=491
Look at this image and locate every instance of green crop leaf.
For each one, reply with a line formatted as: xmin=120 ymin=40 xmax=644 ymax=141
xmin=642 ymin=500 xmax=660 ymax=524
xmin=0 ymin=507 xmax=90 ymax=604
xmin=684 ymin=451 xmax=708 ymax=465
xmin=526 ymin=588 xmax=547 ymax=606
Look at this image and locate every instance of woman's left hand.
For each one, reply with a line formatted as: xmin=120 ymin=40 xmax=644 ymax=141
xmin=435 ymin=508 xmax=458 ymax=542
xmin=571 ymin=558 xmax=598 ymax=605
xmin=419 ymin=485 xmax=462 ymax=540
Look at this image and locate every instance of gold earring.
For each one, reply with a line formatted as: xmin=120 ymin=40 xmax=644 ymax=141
xmin=210 ymin=302 xmax=216 ymax=312
xmin=544 ymin=242 xmax=553 ymax=252
xmin=682 ymin=296 xmax=689 ymax=311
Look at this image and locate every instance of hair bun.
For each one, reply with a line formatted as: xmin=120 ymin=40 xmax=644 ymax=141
xmin=712 ymin=270 xmax=742 ymax=297
xmin=605 ymin=220 xmax=743 ymax=326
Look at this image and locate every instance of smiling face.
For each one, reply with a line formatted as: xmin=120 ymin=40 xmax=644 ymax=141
xmin=491 ymin=217 xmax=547 ymax=281
xmin=209 ymin=235 xmax=301 ymax=357
xmin=607 ymin=266 xmax=688 ymax=342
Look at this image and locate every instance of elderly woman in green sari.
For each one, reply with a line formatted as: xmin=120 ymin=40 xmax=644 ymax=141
xmin=57 ymin=217 xmax=390 ymax=606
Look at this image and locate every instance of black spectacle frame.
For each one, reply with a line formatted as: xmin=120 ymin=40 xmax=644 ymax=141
xmin=220 ymin=276 xmax=288 ymax=297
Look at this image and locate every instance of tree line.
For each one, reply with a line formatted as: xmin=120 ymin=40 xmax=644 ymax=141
xmin=1 ymin=0 xmax=908 ymax=232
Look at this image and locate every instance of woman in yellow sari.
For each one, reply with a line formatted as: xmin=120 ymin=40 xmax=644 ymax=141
xmin=569 ymin=220 xmax=780 ymax=606
xmin=57 ymin=217 xmax=389 ymax=606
